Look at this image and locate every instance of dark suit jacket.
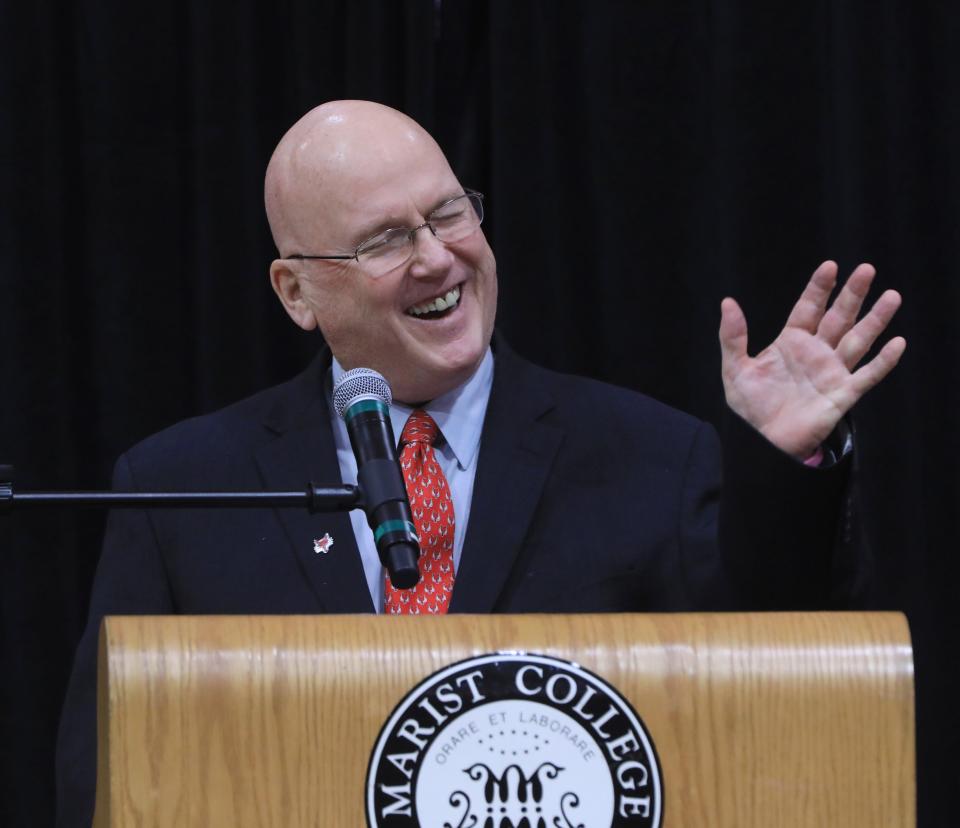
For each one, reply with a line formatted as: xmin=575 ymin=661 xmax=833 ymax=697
xmin=55 ymin=340 xmax=849 ymax=825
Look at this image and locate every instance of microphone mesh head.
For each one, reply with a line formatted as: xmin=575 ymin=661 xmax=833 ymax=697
xmin=332 ymin=367 xmax=392 ymax=418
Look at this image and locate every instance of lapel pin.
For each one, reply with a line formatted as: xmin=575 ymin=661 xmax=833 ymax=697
xmin=313 ymin=533 xmax=334 ymax=554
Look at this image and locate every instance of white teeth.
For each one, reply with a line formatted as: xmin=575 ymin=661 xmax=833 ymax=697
xmin=407 ymin=285 xmax=461 ymax=317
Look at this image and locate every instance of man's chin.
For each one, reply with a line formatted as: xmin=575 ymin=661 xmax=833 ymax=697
xmin=390 ymin=341 xmax=488 ymax=404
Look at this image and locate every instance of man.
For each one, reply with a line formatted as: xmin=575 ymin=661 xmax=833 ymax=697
xmin=55 ymin=100 xmax=904 ymax=824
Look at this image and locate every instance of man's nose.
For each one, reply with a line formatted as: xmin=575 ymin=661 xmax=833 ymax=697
xmin=407 ymin=223 xmax=454 ymax=277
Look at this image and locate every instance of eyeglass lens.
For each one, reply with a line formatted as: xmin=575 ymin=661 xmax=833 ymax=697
xmin=357 ymin=193 xmax=483 ymax=276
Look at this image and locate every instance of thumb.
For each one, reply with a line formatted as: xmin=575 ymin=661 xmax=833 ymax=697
xmin=719 ymin=297 xmax=749 ymax=371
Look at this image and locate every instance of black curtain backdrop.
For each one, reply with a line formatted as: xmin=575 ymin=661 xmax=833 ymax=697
xmin=1 ymin=2 xmax=956 ymax=825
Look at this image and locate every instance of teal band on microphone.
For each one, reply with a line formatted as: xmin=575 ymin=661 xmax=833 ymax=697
xmin=344 ymin=399 xmax=389 ymax=422
xmin=374 ymin=519 xmax=418 ymax=544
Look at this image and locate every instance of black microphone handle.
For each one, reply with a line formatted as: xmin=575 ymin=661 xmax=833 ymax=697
xmin=344 ymin=403 xmax=421 ymax=590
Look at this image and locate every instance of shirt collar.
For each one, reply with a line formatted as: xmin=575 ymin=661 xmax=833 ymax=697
xmin=330 ymin=348 xmax=494 ymax=471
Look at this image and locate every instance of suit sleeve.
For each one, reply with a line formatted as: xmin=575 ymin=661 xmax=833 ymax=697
xmin=55 ymin=454 xmax=175 ymax=828
xmin=717 ymin=410 xmax=852 ymax=609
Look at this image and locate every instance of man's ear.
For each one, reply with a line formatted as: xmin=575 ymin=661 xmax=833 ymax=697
xmin=269 ymin=260 xmax=318 ymax=331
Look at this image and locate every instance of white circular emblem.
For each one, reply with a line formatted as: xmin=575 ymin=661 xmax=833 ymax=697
xmin=366 ymin=653 xmax=663 ymax=827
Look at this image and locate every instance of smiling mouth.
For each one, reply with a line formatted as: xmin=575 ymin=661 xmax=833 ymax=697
xmin=405 ymin=284 xmax=462 ymax=319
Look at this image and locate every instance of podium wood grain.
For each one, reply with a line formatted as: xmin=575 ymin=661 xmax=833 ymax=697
xmin=94 ymin=612 xmax=914 ymax=826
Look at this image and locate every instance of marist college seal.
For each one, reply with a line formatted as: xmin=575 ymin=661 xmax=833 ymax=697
xmin=366 ymin=653 xmax=663 ymax=828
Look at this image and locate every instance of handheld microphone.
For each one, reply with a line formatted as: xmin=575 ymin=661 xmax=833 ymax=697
xmin=332 ymin=368 xmax=421 ymax=590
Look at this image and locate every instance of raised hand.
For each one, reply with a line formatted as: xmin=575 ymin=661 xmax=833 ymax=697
xmin=719 ymin=261 xmax=906 ymax=459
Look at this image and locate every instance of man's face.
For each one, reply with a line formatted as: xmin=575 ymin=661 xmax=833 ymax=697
xmin=278 ymin=134 xmax=497 ymax=404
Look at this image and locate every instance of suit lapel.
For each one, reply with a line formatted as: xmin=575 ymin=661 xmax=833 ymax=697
xmin=450 ymin=345 xmax=562 ymax=613
xmin=254 ymin=354 xmax=374 ymax=614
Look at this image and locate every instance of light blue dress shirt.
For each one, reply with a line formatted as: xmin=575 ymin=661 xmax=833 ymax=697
xmin=327 ymin=349 xmax=495 ymax=611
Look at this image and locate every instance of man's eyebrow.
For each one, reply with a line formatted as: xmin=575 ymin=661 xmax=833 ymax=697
xmin=350 ymin=213 xmax=406 ymax=247
xmin=349 ymin=191 xmax=465 ymax=246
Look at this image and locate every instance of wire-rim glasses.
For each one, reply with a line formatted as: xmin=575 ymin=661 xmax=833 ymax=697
xmin=284 ymin=190 xmax=484 ymax=278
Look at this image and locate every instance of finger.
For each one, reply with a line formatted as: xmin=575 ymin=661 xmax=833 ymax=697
xmin=816 ymin=262 xmax=876 ymax=347
xmin=719 ymin=297 xmax=749 ymax=372
xmin=850 ymin=336 xmax=907 ymax=397
xmin=837 ymin=289 xmax=903 ymax=369
xmin=784 ymin=260 xmax=839 ymax=332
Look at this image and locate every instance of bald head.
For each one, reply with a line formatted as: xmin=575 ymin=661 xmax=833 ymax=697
xmin=265 ymin=100 xmax=497 ymax=403
xmin=265 ymin=101 xmax=451 ymax=256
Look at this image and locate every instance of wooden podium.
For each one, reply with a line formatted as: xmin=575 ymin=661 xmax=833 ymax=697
xmin=94 ymin=613 xmax=914 ymax=826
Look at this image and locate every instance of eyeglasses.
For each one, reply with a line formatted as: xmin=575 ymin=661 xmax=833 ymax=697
xmin=285 ymin=190 xmax=485 ymax=278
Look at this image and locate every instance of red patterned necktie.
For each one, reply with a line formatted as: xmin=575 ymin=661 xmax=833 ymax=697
xmin=384 ymin=409 xmax=455 ymax=614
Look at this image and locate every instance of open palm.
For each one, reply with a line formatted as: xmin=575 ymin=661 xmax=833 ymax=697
xmin=720 ymin=261 xmax=906 ymax=459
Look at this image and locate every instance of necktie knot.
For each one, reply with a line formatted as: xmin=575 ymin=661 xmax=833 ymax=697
xmin=400 ymin=409 xmax=439 ymax=447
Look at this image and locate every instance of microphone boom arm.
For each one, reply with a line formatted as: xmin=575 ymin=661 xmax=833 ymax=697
xmin=0 ymin=466 xmax=362 ymax=515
